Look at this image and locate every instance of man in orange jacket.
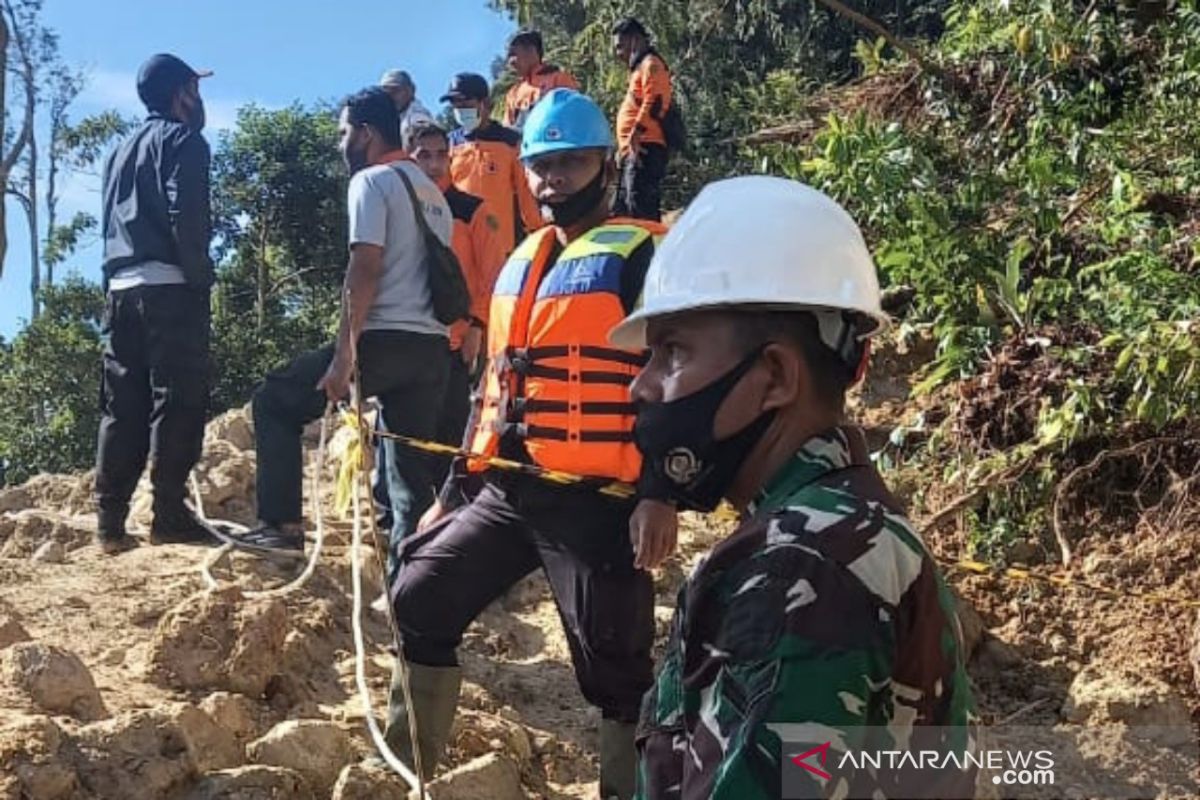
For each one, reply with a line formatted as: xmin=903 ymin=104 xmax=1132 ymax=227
xmin=408 ymin=122 xmax=505 ymax=451
xmin=443 ymin=73 xmax=543 ymax=259
xmin=612 ymin=17 xmax=672 ymax=222
xmin=503 ymin=28 xmax=579 ymax=131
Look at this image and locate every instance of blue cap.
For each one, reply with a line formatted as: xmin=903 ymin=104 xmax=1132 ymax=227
xmin=520 ymin=89 xmax=613 ymax=162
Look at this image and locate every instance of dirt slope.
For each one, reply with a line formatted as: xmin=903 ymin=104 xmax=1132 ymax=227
xmin=2 ymin=335 xmax=1197 ymax=799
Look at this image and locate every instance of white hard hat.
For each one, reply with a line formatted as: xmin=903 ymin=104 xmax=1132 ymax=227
xmin=609 ymin=175 xmax=890 ymax=350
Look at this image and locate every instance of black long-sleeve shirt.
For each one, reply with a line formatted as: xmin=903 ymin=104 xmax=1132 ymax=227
xmin=101 ymin=114 xmax=214 ymax=290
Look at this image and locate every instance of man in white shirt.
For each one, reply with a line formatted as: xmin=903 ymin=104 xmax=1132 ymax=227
xmin=379 ymin=69 xmax=435 ymax=148
xmin=237 ymin=87 xmax=453 ymax=556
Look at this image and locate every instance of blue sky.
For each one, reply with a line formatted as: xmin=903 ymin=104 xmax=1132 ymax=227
xmin=0 ymin=0 xmax=516 ymax=337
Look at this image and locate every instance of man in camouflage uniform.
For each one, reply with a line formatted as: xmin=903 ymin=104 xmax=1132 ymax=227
xmin=608 ymin=176 xmax=976 ymax=799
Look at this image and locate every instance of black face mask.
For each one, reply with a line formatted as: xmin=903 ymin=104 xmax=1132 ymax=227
xmin=542 ymin=165 xmax=607 ymax=227
xmin=187 ymin=96 xmax=206 ymax=132
xmin=634 ymin=348 xmax=777 ymax=512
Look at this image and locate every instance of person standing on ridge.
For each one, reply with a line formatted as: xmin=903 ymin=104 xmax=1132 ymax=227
xmin=380 ymin=69 xmax=435 ymax=148
xmin=236 ymin=88 xmax=452 ymax=560
xmin=94 ymin=53 xmax=217 ymax=555
xmin=385 ymin=89 xmax=679 ymax=800
xmin=443 ymin=72 xmax=543 ymax=260
xmin=612 ymin=17 xmax=674 ymax=222
xmin=503 ymin=28 xmax=579 ymax=131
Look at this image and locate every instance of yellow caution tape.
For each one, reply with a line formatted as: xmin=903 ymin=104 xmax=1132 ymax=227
xmin=335 ymin=413 xmax=637 ymax=503
xmin=942 ymin=557 xmax=1200 ymax=609
xmin=335 ymin=415 xmax=1198 ymax=610
xmin=335 ymin=411 xmax=369 ymax=519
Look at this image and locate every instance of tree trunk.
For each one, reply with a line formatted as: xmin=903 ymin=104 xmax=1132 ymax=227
xmin=0 ymin=3 xmax=37 ymax=282
xmin=257 ymin=224 xmax=268 ymax=330
xmin=0 ymin=12 xmax=9 ymax=278
xmin=45 ymin=117 xmax=58 ymax=288
xmin=27 ymin=134 xmax=39 ymax=319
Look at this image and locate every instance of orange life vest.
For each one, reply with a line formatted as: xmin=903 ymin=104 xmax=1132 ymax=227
xmin=470 ymin=218 xmax=665 ymax=482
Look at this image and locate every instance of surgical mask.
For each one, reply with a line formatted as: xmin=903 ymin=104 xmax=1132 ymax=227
xmin=634 ymin=348 xmax=776 ymax=512
xmin=454 ymin=107 xmax=482 ymax=131
xmin=541 ymin=165 xmax=607 ymax=228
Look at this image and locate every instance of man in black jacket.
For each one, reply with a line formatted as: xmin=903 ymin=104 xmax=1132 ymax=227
xmin=94 ymin=53 xmax=215 ymax=555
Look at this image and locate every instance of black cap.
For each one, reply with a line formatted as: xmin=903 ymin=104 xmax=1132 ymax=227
xmin=439 ymin=72 xmax=489 ymax=103
xmin=137 ymin=53 xmax=211 ymax=111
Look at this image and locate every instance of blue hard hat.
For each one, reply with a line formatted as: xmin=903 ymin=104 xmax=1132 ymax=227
xmin=520 ymin=89 xmax=613 ymax=162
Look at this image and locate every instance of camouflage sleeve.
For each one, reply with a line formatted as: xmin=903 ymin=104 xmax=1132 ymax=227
xmin=696 ymin=556 xmax=896 ymax=799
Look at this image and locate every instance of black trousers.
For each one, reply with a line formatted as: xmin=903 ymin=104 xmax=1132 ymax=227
xmin=436 ymin=353 xmax=473 ymax=451
xmin=614 ymin=143 xmax=668 ymax=222
xmin=95 ymin=285 xmax=210 ymax=531
xmin=252 ymin=330 xmax=450 ymax=543
xmin=390 ymin=479 xmax=655 ymax=722
xmin=372 ymin=349 xmax=473 ymax=529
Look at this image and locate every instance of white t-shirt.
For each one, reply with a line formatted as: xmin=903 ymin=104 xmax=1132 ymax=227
xmin=348 ymin=159 xmax=452 ymax=336
xmin=108 ymin=260 xmax=186 ymax=291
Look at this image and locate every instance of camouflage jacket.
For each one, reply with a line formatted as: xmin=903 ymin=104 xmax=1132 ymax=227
xmin=635 ymin=426 xmax=975 ymax=799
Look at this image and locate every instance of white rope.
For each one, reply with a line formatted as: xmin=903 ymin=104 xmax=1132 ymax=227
xmin=350 ymin=453 xmax=429 ymax=797
xmin=189 ymin=399 xmax=427 ymax=794
xmin=192 ymin=409 xmax=329 ymax=598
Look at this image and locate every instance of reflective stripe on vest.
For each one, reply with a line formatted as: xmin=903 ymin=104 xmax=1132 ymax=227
xmin=471 ymin=220 xmax=664 ymax=482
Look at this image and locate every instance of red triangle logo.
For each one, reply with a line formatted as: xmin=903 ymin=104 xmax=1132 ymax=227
xmin=790 ymin=741 xmax=832 ymax=781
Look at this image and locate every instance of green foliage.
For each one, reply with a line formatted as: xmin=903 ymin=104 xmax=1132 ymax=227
xmin=210 ymin=103 xmax=347 ymax=412
xmin=1105 ymin=324 xmax=1200 ymax=429
xmin=750 ymin=2 xmax=1200 ymax=558
xmin=490 ymin=0 xmax=950 ymax=203
xmin=0 ymin=279 xmax=104 ymax=485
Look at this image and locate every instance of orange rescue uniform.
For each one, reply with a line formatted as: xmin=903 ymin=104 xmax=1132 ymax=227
xmin=503 ymin=64 xmax=579 ymax=130
xmin=442 ymin=183 xmax=505 ymax=351
xmin=616 ymin=50 xmax=673 ymax=157
xmin=449 ymin=121 xmax=543 ymax=259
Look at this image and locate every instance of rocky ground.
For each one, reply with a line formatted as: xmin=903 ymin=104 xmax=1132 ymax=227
xmin=2 ymin=334 xmax=1198 ymax=799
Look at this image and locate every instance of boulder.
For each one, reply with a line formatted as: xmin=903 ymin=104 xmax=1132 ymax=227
xmin=199 ymin=691 xmax=262 ymax=743
xmin=452 ymin=709 xmax=533 ymax=766
xmin=0 ymin=511 xmax=92 ymax=558
xmin=1062 ymin=665 xmax=1193 ymax=745
xmin=147 ymin=588 xmax=288 ymax=697
xmin=950 ymin=589 xmax=984 ymax=659
xmin=0 ymin=642 xmax=106 ymax=720
xmin=161 ymin=702 xmax=243 ymax=772
xmin=0 ymin=713 xmax=78 ymax=800
xmin=975 ymin=637 xmax=1021 ymax=670
xmin=247 ymin=719 xmax=355 ymax=796
xmin=330 ymin=760 xmax=413 ymax=800
xmin=205 ymin=407 xmax=255 ymax=452
xmin=428 ymin=753 xmax=523 ymax=800
xmin=0 ymin=613 xmax=31 ymax=650
xmin=73 ymin=709 xmax=198 ymax=799
xmin=181 ymin=765 xmax=313 ymax=800
xmin=31 ymin=540 xmax=65 ymax=564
